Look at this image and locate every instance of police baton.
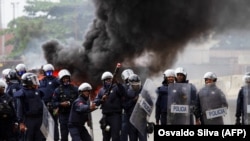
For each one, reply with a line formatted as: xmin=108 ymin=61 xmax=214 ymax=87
xmin=105 ymin=63 xmax=121 ymax=97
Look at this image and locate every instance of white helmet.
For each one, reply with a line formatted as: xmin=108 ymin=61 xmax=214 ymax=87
xmin=43 ymin=64 xmax=55 ymax=71
xmin=243 ymin=72 xmax=250 ymax=83
xmin=15 ymin=63 xmax=27 ymax=72
xmin=175 ymin=67 xmax=187 ymax=77
xmin=101 ymin=71 xmax=113 ymax=80
xmin=15 ymin=63 xmax=27 ymax=76
xmin=203 ymin=72 xmax=217 ymax=82
xmin=2 ymin=68 xmax=11 ymax=77
xmin=121 ymin=69 xmax=134 ymax=81
xmin=163 ymin=69 xmax=175 ymax=77
xmin=0 ymin=80 xmax=6 ymax=88
xmin=78 ymin=82 xmax=92 ymax=91
xmin=128 ymin=74 xmax=141 ymax=85
xmin=58 ymin=69 xmax=71 ymax=80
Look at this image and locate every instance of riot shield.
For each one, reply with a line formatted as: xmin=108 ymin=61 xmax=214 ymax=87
xmin=40 ymin=101 xmax=54 ymax=141
xmin=198 ymin=85 xmax=228 ymax=125
xmin=243 ymin=85 xmax=250 ymax=125
xmin=129 ymin=79 xmax=157 ymax=136
xmin=167 ymin=83 xmax=191 ymax=125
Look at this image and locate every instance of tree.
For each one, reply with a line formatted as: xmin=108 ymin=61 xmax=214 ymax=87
xmin=2 ymin=0 xmax=94 ymax=59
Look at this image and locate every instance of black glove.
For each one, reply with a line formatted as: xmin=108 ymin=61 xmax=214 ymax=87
xmin=235 ymin=117 xmax=241 ymax=125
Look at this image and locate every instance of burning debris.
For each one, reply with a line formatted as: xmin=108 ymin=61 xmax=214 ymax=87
xmin=42 ymin=0 xmax=250 ymax=90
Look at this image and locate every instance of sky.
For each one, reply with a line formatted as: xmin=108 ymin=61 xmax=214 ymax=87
xmin=0 ymin=0 xmax=26 ymax=28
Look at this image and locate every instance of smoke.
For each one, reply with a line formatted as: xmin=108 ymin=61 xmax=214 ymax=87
xmin=42 ymin=0 xmax=250 ymax=89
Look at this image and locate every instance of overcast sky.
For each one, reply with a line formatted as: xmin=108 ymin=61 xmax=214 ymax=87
xmin=0 ymin=0 xmax=27 ymax=28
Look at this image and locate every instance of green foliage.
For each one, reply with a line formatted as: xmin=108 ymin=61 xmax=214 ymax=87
xmin=3 ymin=0 xmax=94 ymax=59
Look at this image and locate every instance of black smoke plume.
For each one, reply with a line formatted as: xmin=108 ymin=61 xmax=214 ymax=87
xmin=42 ymin=0 xmax=250 ymax=89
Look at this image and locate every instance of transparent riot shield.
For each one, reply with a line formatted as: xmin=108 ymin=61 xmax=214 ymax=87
xmin=40 ymin=101 xmax=54 ymax=141
xmin=198 ymin=85 xmax=228 ymax=125
xmin=243 ymin=86 xmax=250 ymax=125
xmin=130 ymin=79 xmax=157 ymax=136
xmin=167 ymin=83 xmax=191 ymax=125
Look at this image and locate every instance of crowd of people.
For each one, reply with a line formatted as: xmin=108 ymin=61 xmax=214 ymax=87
xmin=0 ymin=63 xmax=249 ymax=141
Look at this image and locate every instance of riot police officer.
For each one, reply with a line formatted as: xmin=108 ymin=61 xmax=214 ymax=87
xmin=39 ymin=64 xmax=60 ymax=141
xmin=0 ymin=80 xmax=18 ymax=141
xmin=124 ymin=74 xmax=147 ymax=141
xmin=5 ymin=69 xmax=22 ymax=98
xmin=68 ymin=82 xmax=97 ymax=141
xmin=155 ymin=69 xmax=175 ymax=125
xmin=120 ymin=68 xmax=134 ymax=141
xmin=166 ymin=67 xmax=197 ymax=125
xmin=14 ymin=72 xmax=45 ymax=141
xmin=194 ymin=72 xmax=228 ymax=125
xmin=15 ymin=63 xmax=27 ymax=78
xmin=235 ymin=72 xmax=250 ymax=125
xmin=1 ymin=68 xmax=11 ymax=84
xmin=94 ymin=71 xmax=126 ymax=141
xmin=52 ymin=69 xmax=78 ymax=141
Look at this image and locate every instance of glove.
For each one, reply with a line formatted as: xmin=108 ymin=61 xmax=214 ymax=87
xmin=235 ymin=117 xmax=241 ymax=125
xmin=19 ymin=123 xmax=27 ymax=133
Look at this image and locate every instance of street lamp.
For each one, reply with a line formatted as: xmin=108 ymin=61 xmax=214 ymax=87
xmin=11 ymin=0 xmax=19 ymax=28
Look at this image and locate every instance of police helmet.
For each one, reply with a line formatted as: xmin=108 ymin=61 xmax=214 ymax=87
xmin=58 ymin=69 xmax=71 ymax=80
xmin=121 ymin=69 xmax=134 ymax=81
xmin=101 ymin=71 xmax=113 ymax=81
xmin=203 ymin=72 xmax=217 ymax=82
xmin=2 ymin=68 xmax=11 ymax=77
xmin=128 ymin=74 xmax=141 ymax=85
xmin=43 ymin=64 xmax=54 ymax=71
xmin=21 ymin=72 xmax=40 ymax=86
xmin=163 ymin=69 xmax=175 ymax=77
xmin=78 ymin=82 xmax=92 ymax=92
xmin=243 ymin=72 xmax=250 ymax=83
xmin=175 ymin=67 xmax=187 ymax=77
xmin=0 ymin=80 xmax=6 ymax=88
xmin=43 ymin=64 xmax=54 ymax=76
xmin=15 ymin=63 xmax=27 ymax=76
xmin=6 ymin=69 xmax=19 ymax=83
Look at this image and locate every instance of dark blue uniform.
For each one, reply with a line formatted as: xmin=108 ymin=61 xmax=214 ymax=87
xmin=14 ymin=87 xmax=44 ymax=141
xmin=52 ymin=84 xmax=78 ymax=141
xmin=235 ymin=86 xmax=248 ymax=125
xmin=68 ymin=95 xmax=92 ymax=141
xmin=94 ymin=83 xmax=125 ymax=141
xmin=39 ymin=76 xmax=60 ymax=141
xmin=124 ymin=86 xmax=147 ymax=141
xmin=0 ymin=92 xmax=18 ymax=141
xmin=155 ymin=80 xmax=168 ymax=125
xmin=120 ymin=83 xmax=130 ymax=141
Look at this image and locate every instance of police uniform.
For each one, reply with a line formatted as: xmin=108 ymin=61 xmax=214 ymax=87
xmin=94 ymin=83 xmax=125 ymax=141
xmin=52 ymin=84 xmax=78 ymax=141
xmin=68 ymin=94 xmax=92 ymax=141
xmin=39 ymin=75 xmax=60 ymax=141
xmin=14 ymin=84 xmax=44 ymax=141
xmin=155 ymin=80 xmax=168 ymax=125
xmin=0 ymin=89 xmax=18 ymax=141
xmin=124 ymin=86 xmax=147 ymax=141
